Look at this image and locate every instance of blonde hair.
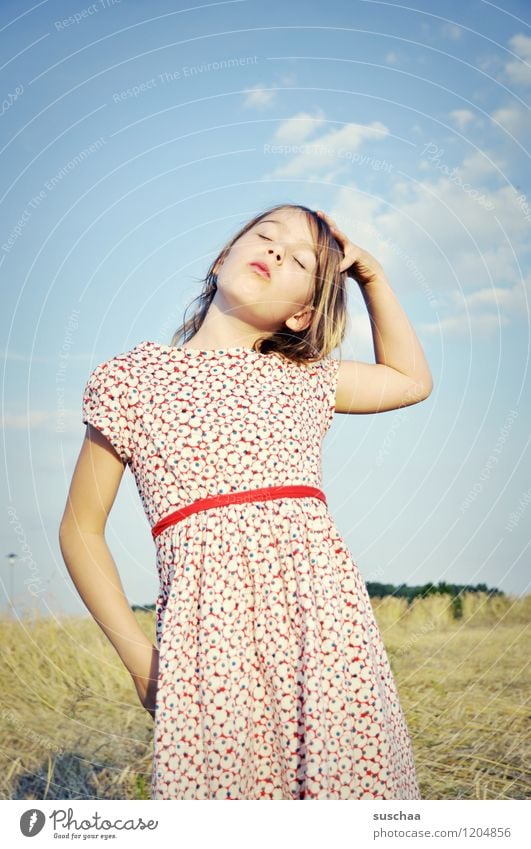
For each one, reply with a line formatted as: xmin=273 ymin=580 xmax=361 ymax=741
xmin=170 ymin=202 xmax=349 ymax=364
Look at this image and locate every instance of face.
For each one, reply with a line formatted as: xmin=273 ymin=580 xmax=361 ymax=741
xmin=212 ymin=207 xmax=318 ymax=337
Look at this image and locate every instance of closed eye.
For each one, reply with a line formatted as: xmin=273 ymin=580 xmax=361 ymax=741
xmin=257 ymin=233 xmax=306 ymax=269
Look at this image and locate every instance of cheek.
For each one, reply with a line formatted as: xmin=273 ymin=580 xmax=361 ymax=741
xmin=291 ymin=271 xmax=314 ymax=296
xmin=226 ymin=242 xmax=251 ymax=262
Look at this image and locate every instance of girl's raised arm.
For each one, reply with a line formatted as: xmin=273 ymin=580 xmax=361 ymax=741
xmin=316 ymin=209 xmax=433 ymax=415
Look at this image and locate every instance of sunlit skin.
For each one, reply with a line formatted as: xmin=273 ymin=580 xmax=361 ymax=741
xmin=183 ymin=207 xmax=319 ymax=349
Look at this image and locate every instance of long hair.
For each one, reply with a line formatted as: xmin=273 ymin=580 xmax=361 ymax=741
xmin=170 ymin=203 xmax=351 ymax=364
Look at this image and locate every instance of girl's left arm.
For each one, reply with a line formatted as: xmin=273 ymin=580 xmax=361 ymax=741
xmin=316 ymin=210 xmax=433 ymax=414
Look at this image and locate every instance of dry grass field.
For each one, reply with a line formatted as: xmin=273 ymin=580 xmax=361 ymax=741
xmin=1 ymin=591 xmax=529 ymax=800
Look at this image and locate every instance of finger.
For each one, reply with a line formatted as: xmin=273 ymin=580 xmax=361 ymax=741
xmin=331 ymin=229 xmax=347 ymax=249
xmin=316 ymin=210 xmax=347 ymax=249
xmin=327 ymin=220 xmax=344 ymax=238
xmin=316 ymin=209 xmax=335 ymax=225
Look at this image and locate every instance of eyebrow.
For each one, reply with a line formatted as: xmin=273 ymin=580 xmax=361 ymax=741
xmin=259 ymin=219 xmax=317 ymax=259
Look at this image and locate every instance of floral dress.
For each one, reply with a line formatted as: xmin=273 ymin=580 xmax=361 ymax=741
xmin=81 ymin=340 xmax=421 ymax=800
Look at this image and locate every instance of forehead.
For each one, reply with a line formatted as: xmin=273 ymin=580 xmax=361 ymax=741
xmin=257 ymin=210 xmax=316 ymax=248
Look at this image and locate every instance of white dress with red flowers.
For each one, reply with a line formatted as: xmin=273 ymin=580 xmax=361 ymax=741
xmin=81 ymin=340 xmax=421 ymax=800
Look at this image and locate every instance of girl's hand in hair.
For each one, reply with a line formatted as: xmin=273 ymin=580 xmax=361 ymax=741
xmin=315 ymin=209 xmax=383 ymax=285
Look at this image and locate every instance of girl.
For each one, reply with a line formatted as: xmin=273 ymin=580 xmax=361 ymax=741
xmin=59 ymin=203 xmax=432 ymax=800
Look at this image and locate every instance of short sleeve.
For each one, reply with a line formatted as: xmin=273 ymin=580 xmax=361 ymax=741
xmin=82 ymin=357 xmax=132 ymax=466
xmin=315 ymin=357 xmax=340 ymax=435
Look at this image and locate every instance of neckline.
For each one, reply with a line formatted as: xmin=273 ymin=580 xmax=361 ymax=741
xmin=142 ymin=340 xmax=260 ymax=356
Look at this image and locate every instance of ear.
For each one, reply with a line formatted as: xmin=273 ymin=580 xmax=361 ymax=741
xmin=284 ymin=305 xmax=315 ymax=333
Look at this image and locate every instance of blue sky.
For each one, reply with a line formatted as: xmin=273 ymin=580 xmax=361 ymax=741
xmin=1 ymin=0 xmax=530 ymax=618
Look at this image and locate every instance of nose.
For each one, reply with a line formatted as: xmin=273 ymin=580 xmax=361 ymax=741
xmin=267 ymin=243 xmax=284 ymax=263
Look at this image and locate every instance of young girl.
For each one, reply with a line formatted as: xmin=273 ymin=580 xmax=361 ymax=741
xmin=60 ymin=203 xmax=432 ymax=801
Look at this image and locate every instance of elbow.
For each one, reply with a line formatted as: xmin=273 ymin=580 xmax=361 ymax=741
xmin=58 ymin=518 xmax=82 ymax=549
xmin=59 ymin=516 xmax=106 ymax=543
xmin=420 ymin=375 xmax=434 ymax=398
xmin=409 ymin=375 xmax=434 ymax=403
xmin=58 ymin=520 xmax=74 ymax=554
xmin=59 ymin=516 xmax=74 ymax=542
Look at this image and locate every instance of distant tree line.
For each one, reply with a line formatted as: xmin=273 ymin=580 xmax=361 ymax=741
xmin=132 ymin=582 xmax=503 ymax=621
xmin=366 ymin=580 xmax=502 ymax=601
xmin=365 ymin=580 xmax=503 ymax=619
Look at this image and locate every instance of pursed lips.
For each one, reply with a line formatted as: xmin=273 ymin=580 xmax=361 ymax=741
xmin=249 ymin=262 xmax=270 ymax=279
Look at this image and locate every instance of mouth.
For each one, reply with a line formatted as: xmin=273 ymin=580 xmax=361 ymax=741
xmin=249 ymin=261 xmax=270 ymax=279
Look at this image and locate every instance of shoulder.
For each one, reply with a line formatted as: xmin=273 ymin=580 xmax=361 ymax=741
xmin=83 ymin=342 xmax=153 ymax=404
xmin=275 ymin=350 xmax=339 ymax=371
xmin=286 ymin=355 xmax=340 ymax=405
xmin=315 ymin=356 xmax=340 ymax=374
xmin=86 ymin=341 xmax=153 ymax=376
xmin=81 ymin=346 xmax=145 ymax=467
xmin=302 ymin=355 xmax=341 ymax=380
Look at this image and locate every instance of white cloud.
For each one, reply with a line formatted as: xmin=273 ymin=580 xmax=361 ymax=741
xmin=452 ymin=287 xmax=504 ymax=309
xmin=242 ymin=73 xmax=299 ymax=110
xmin=505 ymin=33 xmax=531 ymax=87
xmin=323 ymin=152 xmax=531 ymax=340
xmin=260 ymin=100 xmax=530 ymax=341
xmin=273 ymin=110 xmax=327 ymax=144
xmin=441 ymin=23 xmax=463 ymax=40
xmin=2 ymin=410 xmax=80 ymax=430
xmin=242 ymin=85 xmax=276 ymax=109
xmin=449 ymin=275 xmax=530 ymax=316
xmin=449 ymin=109 xmax=475 ymax=131
xmin=385 ymin=51 xmax=399 ymax=65
xmin=491 ymin=103 xmax=531 ymax=142
xmin=264 ymin=120 xmax=389 ymax=179
xmin=418 ymin=312 xmax=510 ymax=338
xmin=457 ymin=149 xmax=507 ymax=181
xmin=319 ymin=167 xmax=349 ymax=184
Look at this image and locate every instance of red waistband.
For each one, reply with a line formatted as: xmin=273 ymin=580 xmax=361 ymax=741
xmin=151 ymin=485 xmax=327 ymax=540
